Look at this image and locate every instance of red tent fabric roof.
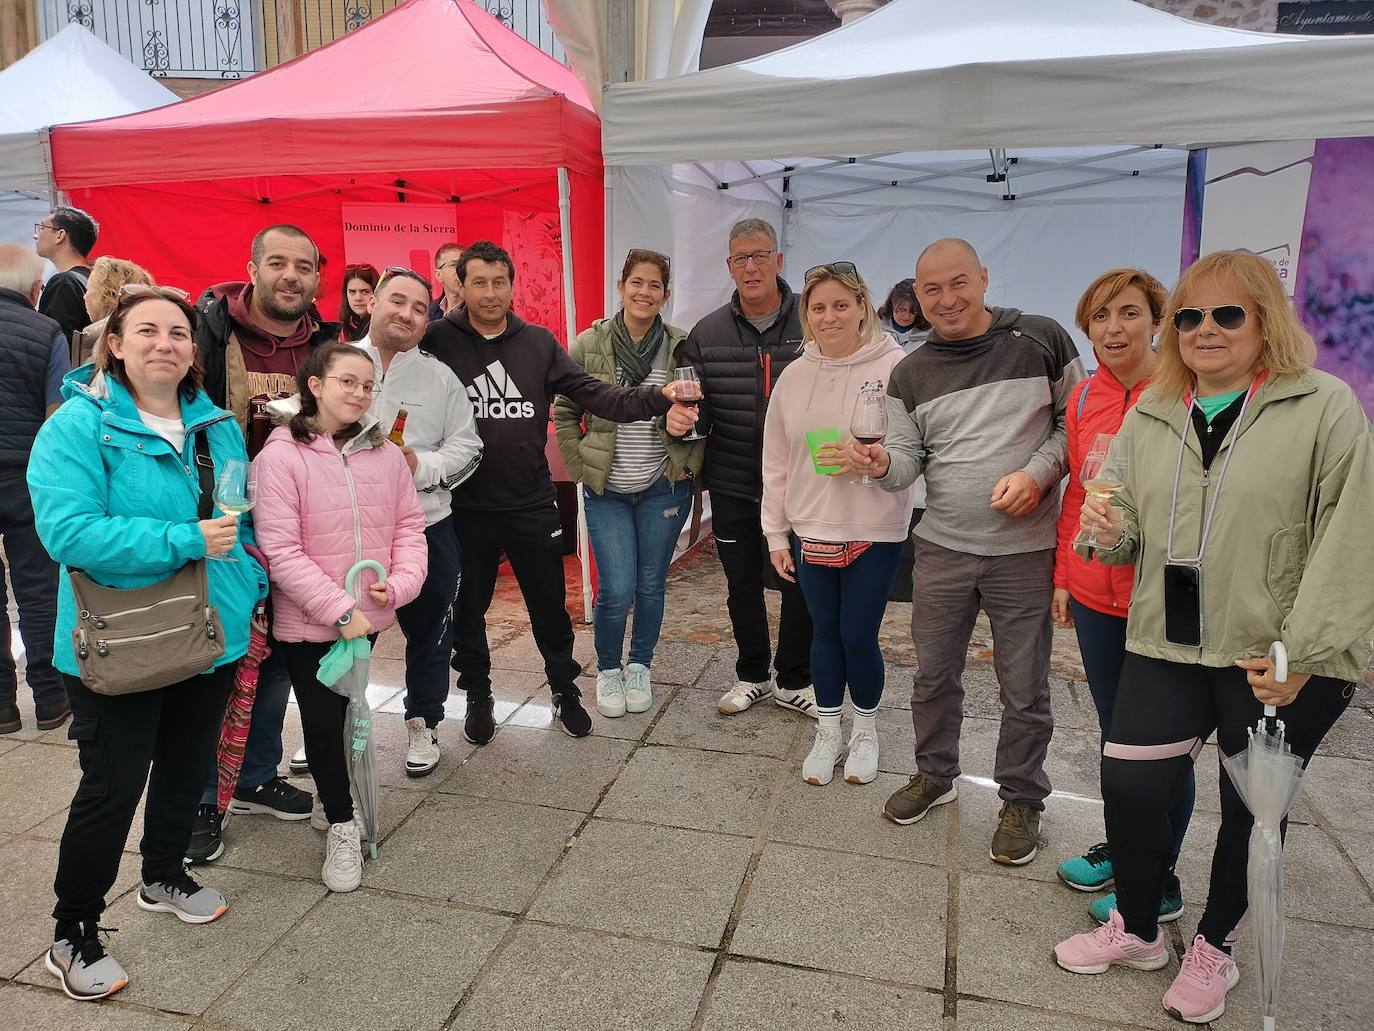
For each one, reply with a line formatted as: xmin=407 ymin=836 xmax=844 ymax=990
xmin=52 ymin=0 xmax=599 ymax=188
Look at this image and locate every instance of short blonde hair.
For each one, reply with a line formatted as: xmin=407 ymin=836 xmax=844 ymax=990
xmin=85 ymin=256 xmax=155 ymax=321
xmin=1074 ymin=268 xmax=1167 ymax=335
xmin=800 ymin=263 xmax=882 ymax=350
xmin=1152 ymin=251 xmax=1316 ymax=399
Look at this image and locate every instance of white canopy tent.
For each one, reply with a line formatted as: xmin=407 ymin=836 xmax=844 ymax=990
xmin=600 ymin=0 xmax=1374 ymax=354
xmin=0 ymin=24 xmax=177 ymax=253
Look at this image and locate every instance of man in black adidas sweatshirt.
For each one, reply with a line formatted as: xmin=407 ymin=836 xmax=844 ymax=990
xmin=423 ymin=241 xmax=691 ymax=742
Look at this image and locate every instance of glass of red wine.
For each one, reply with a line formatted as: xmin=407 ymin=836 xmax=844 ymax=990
xmin=850 ymin=382 xmax=887 ymax=486
xmin=673 ymin=366 xmax=706 ymax=441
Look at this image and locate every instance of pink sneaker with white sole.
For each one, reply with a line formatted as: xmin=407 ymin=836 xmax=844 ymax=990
xmin=1163 ymin=935 xmax=1239 ymax=1024
xmin=1053 ymin=909 xmax=1170 ymax=975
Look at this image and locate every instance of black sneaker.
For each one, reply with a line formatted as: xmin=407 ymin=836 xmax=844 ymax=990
xmin=0 ymin=703 xmax=19 ymax=735
xmin=464 ymin=694 xmax=496 ymax=746
xmin=186 ymin=804 xmax=225 ymax=865
xmin=552 ymin=689 xmax=592 ymax=738
xmin=228 ymin=776 xmax=313 ymax=820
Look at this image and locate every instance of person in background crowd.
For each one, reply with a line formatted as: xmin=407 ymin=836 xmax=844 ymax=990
xmin=74 ymin=257 xmax=155 ymax=367
xmin=0 ymin=244 xmax=70 ymax=735
xmin=1050 ymin=269 xmax=1192 ymax=928
xmin=1055 ymin=251 xmax=1374 ymax=1025
xmin=359 ymin=268 xmax=482 ymax=775
xmin=762 ymin=261 xmax=916 ymax=786
xmin=254 ymin=342 xmax=427 ymax=893
xmin=677 ymin=218 xmax=817 ymax=720
xmin=844 ymin=238 xmax=1084 ymax=866
xmin=431 ymin=242 xmax=465 ymax=321
xmin=314 ymin=253 xmax=329 ymax=305
xmin=424 ymin=241 xmax=692 ymax=743
xmin=29 ymin=285 xmax=265 ymax=1000
xmin=186 ymin=224 xmax=339 ymax=864
xmin=338 ymin=263 xmax=378 ymax=342
xmin=34 ymin=206 xmax=99 ymax=347
xmin=554 ymin=249 xmax=703 ymax=719
xmin=877 ymin=277 xmax=931 ymax=354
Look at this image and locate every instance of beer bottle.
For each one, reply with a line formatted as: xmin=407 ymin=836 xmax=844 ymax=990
xmin=387 ymin=408 xmax=408 ymax=446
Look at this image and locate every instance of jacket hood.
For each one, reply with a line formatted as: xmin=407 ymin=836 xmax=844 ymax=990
xmin=443 ymin=304 xmax=529 ymax=345
xmin=927 ymin=305 xmax=1022 ymax=347
xmin=263 ymin=393 xmax=383 ymax=452
xmin=60 ymin=363 xmax=225 ymax=430
xmin=800 ymin=332 xmax=902 ymax=368
xmin=1134 ymin=369 xmax=1319 ymax=435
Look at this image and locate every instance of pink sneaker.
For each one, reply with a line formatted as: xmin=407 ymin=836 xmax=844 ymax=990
xmin=1163 ymin=935 xmax=1239 ymax=1024
xmin=1053 ymin=909 xmax=1170 ymax=975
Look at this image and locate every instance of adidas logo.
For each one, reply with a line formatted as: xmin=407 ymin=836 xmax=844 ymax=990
xmin=467 ymin=360 xmax=537 ymax=419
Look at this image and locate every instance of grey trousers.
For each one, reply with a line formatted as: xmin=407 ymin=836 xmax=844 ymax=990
xmin=909 ymin=538 xmax=1055 ymax=807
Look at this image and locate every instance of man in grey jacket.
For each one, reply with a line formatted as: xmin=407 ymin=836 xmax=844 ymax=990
xmin=842 ymin=238 xmax=1085 ymax=865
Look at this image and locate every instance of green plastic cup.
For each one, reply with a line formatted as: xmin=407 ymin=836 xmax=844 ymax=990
xmin=806 ymin=427 xmax=843 ymax=475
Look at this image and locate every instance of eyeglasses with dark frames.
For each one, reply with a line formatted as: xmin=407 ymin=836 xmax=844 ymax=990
xmin=727 ymin=249 xmax=776 ymax=270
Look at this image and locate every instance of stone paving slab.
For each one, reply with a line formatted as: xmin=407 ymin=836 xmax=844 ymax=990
xmin=375 ymin=669 xmax=547 ymax=728
xmin=955 ymin=998 xmax=1161 ymax=1030
xmin=1331 ymin=826 xmax=1374 ymax=893
xmin=528 ymin=818 xmax=752 ymax=947
xmin=506 ymin=673 xmax=671 ymax=740
xmin=1300 ymin=755 xmax=1374 ymax=833
xmin=0 ymin=742 xmax=82 ymax=834
xmin=596 ymin=745 xmax=781 ymax=838
xmin=0 ymin=982 xmax=193 ymax=1030
xmin=486 ymin=629 xmax=595 ymax=675
xmin=437 ymin=726 xmax=633 ymax=813
xmin=953 ymin=777 xmax=1107 ymax=887
xmin=769 ymin=770 xmax=949 ymax=865
xmin=648 ymin=686 xmax=801 ymax=758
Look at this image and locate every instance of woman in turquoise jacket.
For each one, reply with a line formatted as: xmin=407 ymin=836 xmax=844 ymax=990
xmin=27 ymin=286 xmax=266 ymax=1003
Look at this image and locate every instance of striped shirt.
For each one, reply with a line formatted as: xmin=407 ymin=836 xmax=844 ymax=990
xmin=606 ymin=345 xmax=671 ymax=493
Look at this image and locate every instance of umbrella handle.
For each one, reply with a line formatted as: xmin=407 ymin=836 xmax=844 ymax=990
xmin=1266 ymin=642 xmax=1288 ymax=720
xmin=344 ymin=559 xmax=388 ymax=600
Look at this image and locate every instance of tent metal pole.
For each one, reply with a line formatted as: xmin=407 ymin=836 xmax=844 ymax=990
xmin=559 ymin=165 xmax=593 ymax=623
xmin=739 ymin=161 xmax=785 ymax=206
xmin=40 ymin=128 xmax=60 ymax=206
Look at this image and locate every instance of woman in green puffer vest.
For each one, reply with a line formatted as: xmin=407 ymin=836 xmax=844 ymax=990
xmin=554 ymin=249 xmax=703 ymax=721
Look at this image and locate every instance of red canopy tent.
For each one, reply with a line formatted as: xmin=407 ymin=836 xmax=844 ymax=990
xmin=48 ymin=0 xmax=603 ymax=343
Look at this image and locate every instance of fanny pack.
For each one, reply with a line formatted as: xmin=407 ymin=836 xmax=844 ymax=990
xmin=799 ymin=538 xmax=872 ymax=568
xmin=70 ymin=431 xmax=225 ymax=695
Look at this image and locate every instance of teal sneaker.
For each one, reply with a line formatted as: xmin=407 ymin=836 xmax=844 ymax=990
xmin=1057 ymin=841 xmax=1114 ymax=892
xmin=1089 ymin=876 xmax=1184 ymax=925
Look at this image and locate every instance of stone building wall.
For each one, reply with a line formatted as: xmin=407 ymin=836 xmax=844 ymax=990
xmin=1133 ymin=0 xmax=1279 ymax=30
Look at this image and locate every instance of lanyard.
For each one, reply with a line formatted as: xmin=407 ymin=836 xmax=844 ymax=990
xmin=1165 ymin=377 xmax=1263 ymax=565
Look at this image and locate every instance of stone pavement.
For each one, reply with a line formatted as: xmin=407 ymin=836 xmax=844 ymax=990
xmin=1 ymin=542 xmax=1372 ymax=1030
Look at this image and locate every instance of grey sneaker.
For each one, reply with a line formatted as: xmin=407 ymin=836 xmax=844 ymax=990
xmin=46 ymin=923 xmax=129 ymax=1001
xmin=624 ymin=663 xmax=653 ymax=713
xmin=990 ymin=801 xmax=1041 ymax=866
xmin=137 ymin=871 xmax=228 ymax=924
xmin=883 ymin=774 xmax=958 ymax=825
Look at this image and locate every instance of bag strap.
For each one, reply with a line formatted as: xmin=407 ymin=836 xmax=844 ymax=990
xmin=193 ymin=431 xmax=215 ymax=521
xmin=1076 ymin=376 xmax=1091 ymax=420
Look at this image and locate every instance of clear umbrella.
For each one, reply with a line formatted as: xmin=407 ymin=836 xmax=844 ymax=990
xmin=1222 ymin=642 xmax=1307 ymax=1031
xmin=317 ymin=559 xmax=386 ymax=861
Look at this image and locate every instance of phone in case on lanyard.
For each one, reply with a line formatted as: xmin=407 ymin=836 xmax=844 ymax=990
xmin=1163 ymin=563 xmax=1203 ymax=647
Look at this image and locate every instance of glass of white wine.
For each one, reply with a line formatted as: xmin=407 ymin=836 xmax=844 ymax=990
xmin=1074 ymin=433 xmax=1128 ymax=548
xmin=212 ymin=458 xmax=255 ymax=563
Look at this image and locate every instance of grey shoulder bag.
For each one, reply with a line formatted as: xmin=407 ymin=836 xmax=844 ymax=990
xmin=70 ymin=431 xmax=225 ymax=695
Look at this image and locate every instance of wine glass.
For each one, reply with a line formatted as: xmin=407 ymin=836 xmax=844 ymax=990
xmin=211 ymin=458 xmax=255 ymax=562
xmin=849 ymin=383 xmax=887 ymax=487
xmin=673 ymin=366 xmax=706 ymax=441
xmin=1074 ymin=433 xmax=1128 ymax=547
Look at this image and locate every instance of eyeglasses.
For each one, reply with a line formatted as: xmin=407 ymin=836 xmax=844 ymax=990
xmin=1172 ymin=304 xmax=1249 ymax=333
xmin=727 ymin=249 xmax=776 ymax=269
xmin=34 ymin=222 xmax=54 ymax=234
xmin=436 ymin=259 xmax=460 ymax=273
xmin=325 ymin=374 xmax=379 ymax=398
xmin=379 ymin=265 xmax=434 ymax=293
xmin=118 ymin=284 xmax=192 ymax=302
xmin=805 ymin=261 xmax=858 ymax=280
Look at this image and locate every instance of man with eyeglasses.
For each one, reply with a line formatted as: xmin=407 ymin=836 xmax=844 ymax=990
xmin=358 ymin=267 xmax=482 ymax=775
xmin=33 ymin=206 xmax=99 ymax=348
xmin=186 ymin=223 xmax=341 ymax=864
xmin=430 ymin=242 xmax=465 ymax=321
xmin=676 ymin=218 xmax=817 ymax=721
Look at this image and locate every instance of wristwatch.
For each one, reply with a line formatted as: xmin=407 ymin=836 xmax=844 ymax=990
xmin=336 ymin=610 xmax=353 ymax=627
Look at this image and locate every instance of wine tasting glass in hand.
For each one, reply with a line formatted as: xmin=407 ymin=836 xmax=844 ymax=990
xmin=211 ymin=458 xmax=255 ymax=562
xmin=673 ymin=366 xmax=706 ymax=441
xmin=850 ymin=383 xmax=888 ymax=487
xmin=1074 ymin=433 xmax=1128 ymax=547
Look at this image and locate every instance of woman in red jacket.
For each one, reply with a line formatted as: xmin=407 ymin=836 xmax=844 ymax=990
xmin=1051 ymin=269 xmax=1193 ymax=925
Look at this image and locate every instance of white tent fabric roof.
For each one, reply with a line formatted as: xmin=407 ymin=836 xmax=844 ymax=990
xmin=0 ymin=24 xmax=177 ymax=191
xmin=602 ymin=0 xmax=1374 ymax=165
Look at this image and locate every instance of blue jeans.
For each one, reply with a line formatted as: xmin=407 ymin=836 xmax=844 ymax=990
xmin=1070 ymin=597 xmax=1194 ymax=860
xmin=200 ymin=643 xmax=292 ymax=805
xmin=583 ymin=475 xmax=692 ymax=671
xmin=793 ymin=540 xmax=903 ymax=711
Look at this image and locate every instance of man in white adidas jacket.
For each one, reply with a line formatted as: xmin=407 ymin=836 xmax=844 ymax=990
xmin=360 ymin=268 xmax=482 ymax=775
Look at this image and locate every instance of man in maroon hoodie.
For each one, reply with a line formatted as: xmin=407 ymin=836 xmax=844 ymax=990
xmin=187 ymin=224 xmax=340 ymax=864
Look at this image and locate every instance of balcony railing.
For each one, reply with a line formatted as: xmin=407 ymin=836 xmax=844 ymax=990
xmin=34 ymin=0 xmax=565 ymax=79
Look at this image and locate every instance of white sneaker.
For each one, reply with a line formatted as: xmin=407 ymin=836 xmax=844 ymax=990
xmin=718 ymin=680 xmax=769 ymax=715
xmin=288 ymin=746 xmax=309 ymax=775
xmin=595 ymin=669 xmax=627 ymax=718
xmin=624 ymin=663 xmax=653 ymax=713
xmin=322 ymin=821 xmax=363 ymax=893
xmin=404 ymin=717 xmax=440 ymax=777
xmin=311 ymin=800 xmax=366 ymax=839
xmin=802 ymin=727 xmax=847 ymax=786
xmin=773 ymin=682 xmax=819 ymax=719
xmin=844 ymin=728 xmax=880 ymax=784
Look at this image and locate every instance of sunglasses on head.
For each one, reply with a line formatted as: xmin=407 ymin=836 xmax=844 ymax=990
xmin=119 ymin=284 xmax=192 ymax=303
xmin=805 ymin=261 xmax=858 ymax=279
xmin=1172 ymin=304 xmax=1248 ymax=333
xmin=379 ymin=265 xmax=434 ymax=293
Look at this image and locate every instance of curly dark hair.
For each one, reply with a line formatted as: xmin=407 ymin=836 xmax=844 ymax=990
xmin=457 ymin=240 xmax=516 ymax=284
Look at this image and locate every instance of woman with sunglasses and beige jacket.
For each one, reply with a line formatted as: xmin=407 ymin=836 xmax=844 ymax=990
xmin=1054 ymin=251 xmax=1374 ymax=1025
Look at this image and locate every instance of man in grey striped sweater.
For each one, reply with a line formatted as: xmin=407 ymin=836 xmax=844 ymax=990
xmin=843 ymin=238 xmax=1086 ymax=865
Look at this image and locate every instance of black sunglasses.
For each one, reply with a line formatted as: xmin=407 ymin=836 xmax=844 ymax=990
xmin=1172 ymin=304 xmax=1248 ymax=333
xmin=379 ymin=265 xmax=434 ymax=293
xmin=805 ymin=261 xmax=858 ymax=280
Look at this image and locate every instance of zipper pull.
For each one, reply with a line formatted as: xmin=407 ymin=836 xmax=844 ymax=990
xmin=1201 ymin=469 xmax=1211 ymax=488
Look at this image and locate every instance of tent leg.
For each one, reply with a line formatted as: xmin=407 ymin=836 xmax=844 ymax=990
xmin=558 ymin=166 xmax=593 ymax=624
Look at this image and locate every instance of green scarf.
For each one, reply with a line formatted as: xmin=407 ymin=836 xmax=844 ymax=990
xmin=610 ymin=310 xmax=666 ymax=387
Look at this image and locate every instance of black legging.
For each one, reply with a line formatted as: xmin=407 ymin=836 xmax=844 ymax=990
xmin=1102 ymin=653 xmax=1352 ymax=944
xmin=283 ymin=640 xmax=354 ymax=826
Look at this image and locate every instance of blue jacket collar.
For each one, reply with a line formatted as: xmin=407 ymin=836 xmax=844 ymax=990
xmin=61 ymin=365 xmax=229 ymax=436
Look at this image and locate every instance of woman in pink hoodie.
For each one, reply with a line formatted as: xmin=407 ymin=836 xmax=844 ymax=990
xmin=252 ymin=342 xmax=427 ymax=893
xmin=763 ymin=263 xmax=917 ymax=787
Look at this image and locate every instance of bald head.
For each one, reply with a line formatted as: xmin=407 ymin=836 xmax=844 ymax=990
xmin=0 ymin=243 xmax=44 ymax=302
xmin=914 ymin=237 xmax=991 ymax=341
xmin=916 ymin=238 xmax=982 ymax=275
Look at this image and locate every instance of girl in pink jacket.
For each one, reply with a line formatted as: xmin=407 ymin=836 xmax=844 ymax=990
xmin=253 ymin=342 xmax=427 ymax=893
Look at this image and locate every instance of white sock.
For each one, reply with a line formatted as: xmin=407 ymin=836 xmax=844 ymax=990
xmin=852 ymin=706 xmax=877 ymax=735
xmin=817 ymin=708 xmax=842 ymax=734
